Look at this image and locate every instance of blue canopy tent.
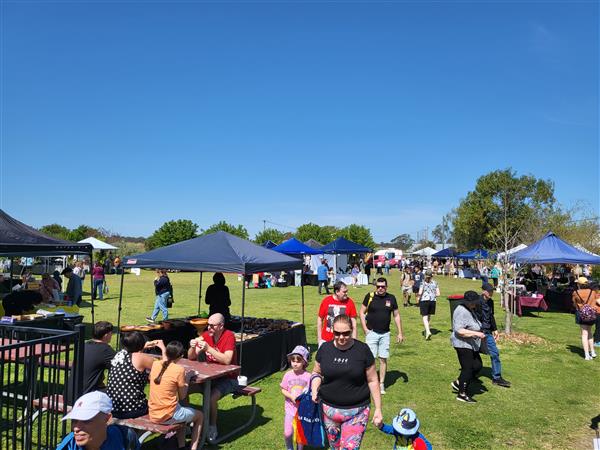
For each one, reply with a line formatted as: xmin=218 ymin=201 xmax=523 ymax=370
xmin=511 ymin=232 xmax=600 ymax=264
xmin=272 ymin=238 xmax=323 ymax=256
xmin=432 ymin=247 xmax=457 ymax=258
xmin=121 ymin=231 xmax=304 ymax=364
xmin=262 ymin=240 xmax=277 ymax=249
xmin=457 ymin=249 xmax=490 ymax=260
xmin=320 ymin=237 xmax=372 ymax=254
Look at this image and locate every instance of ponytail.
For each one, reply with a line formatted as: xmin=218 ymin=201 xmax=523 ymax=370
xmin=153 ymin=340 xmax=184 ymax=385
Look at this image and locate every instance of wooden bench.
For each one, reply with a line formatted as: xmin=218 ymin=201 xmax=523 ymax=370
xmin=213 ymin=385 xmax=262 ymax=444
xmin=112 ymin=415 xmax=184 ymax=444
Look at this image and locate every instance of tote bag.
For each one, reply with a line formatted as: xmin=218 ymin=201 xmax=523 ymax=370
xmin=294 ymin=379 xmax=328 ymax=448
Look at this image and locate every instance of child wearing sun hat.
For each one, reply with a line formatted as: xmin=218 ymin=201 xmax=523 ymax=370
xmin=280 ymin=345 xmax=311 ymax=450
xmin=378 ymin=407 xmax=432 ymax=450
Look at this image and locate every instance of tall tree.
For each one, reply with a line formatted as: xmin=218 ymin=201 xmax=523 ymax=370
xmin=390 ymin=233 xmax=415 ymax=251
xmin=145 ymin=219 xmax=198 ymax=250
xmin=39 ymin=224 xmax=71 ymax=240
xmin=295 ymin=223 xmax=338 ymax=244
xmin=201 ymin=221 xmax=249 ymax=240
xmin=254 ymin=228 xmax=286 ymax=245
xmin=68 ymin=225 xmax=101 ymax=242
xmin=339 ymin=224 xmax=376 ymax=248
xmin=452 ymin=169 xmax=555 ymax=250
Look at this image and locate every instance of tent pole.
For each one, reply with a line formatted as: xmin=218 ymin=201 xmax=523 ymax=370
xmin=115 ymin=270 xmax=125 ymax=350
xmin=197 ymin=272 xmax=203 ymax=316
xmin=9 ymin=257 xmax=13 ymax=289
xmin=90 ymin=252 xmax=95 ymax=325
xmin=239 ymin=277 xmax=246 ymax=368
xmin=301 ymin=273 xmax=305 ymax=324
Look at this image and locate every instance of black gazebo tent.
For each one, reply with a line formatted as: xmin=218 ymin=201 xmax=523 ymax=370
xmin=0 ymin=209 xmax=94 ymax=318
xmin=122 ymin=231 xmax=304 ymax=364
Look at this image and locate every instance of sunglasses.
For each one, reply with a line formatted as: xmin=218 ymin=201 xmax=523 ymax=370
xmin=333 ymin=330 xmax=352 ymax=337
xmin=376 ymin=285 xmax=387 ymax=289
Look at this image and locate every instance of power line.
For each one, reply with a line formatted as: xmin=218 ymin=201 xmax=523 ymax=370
xmin=262 ymin=220 xmax=297 ymax=231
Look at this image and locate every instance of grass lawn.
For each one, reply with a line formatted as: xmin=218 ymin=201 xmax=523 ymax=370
xmin=79 ymin=270 xmax=599 ymax=449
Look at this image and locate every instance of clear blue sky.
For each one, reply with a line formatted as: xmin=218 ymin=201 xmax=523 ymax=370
xmin=1 ymin=1 xmax=598 ymax=242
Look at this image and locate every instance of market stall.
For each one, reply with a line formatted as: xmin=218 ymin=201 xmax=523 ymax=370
xmin=121 ymin=231 xmax=304 ymax=375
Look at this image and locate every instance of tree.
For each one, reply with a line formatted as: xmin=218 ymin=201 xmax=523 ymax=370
xmin=145 ymin=219 xmax=198 ymax=250
xmin=201 ymin=221 xmax=249 ymax=240
xmin=391 ymin=233 xmax=414 ymax=251
xmin=339 ymin=224 xmax=376 ymax=248
xmin=432 ymin=214 xmax=452 ymax=244
xmin=39 ymin=224 xmax=71 ymax=240
xmin=295 ymin=223 xmax=338 ymax=245
xmin=68 ymin=225 xmax=101 ymax=242
xmin=254 ymin=228 xmax=286 ymax=245
xmin=452 ymin=169 xmax=555 ymax=250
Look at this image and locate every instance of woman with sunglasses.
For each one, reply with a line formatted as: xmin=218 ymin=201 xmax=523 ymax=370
xmin=311 ymin=314 xmax=382 ymax=449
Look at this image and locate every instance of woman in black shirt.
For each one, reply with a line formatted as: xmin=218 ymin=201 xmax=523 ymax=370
xmin=205 ymin=272 xmax=231 ymax=323
xmin=311 ymin=314 xmax=382 ymax=450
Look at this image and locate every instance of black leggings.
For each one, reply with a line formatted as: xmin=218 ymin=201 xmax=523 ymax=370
xmin=455 ymin=348 xmax=482 ymax=394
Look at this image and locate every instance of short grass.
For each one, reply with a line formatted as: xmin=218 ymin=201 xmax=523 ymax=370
xmin=77 ymin=270 xmax=599 ymax=449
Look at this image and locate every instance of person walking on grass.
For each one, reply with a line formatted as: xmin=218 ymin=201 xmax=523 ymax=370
xmin=418 ymin=271 xmax=439 ymax=340
xmin=477 ymin=283 xmax=511 ymax=387
xmin=360 ymin=277 xmax=404 ymax=395
xmin=401 ymin=267 xmax=413 ymax=307
xmin=318 ymin=259 xmax=330 ymax=295
xmin=280 ymin=345 xmax=311 ymax=450
xmin=147 ymin=269 xmax=173 ymax=323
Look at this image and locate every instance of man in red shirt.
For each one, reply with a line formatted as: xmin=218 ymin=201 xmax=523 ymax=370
xmin=188 ymin=313 xmax=238 ymax=443
xmin=317 ymin=281 xmax=358 ymax=346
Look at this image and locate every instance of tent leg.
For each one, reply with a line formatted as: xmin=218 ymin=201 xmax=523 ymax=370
xmin=115 ymin=270 xmax=125 ymax=350
xmin=197 ymin=272 xmax=203 ymax=316
xmin=90 ymin=252 xmax=95 ymax=324
xmin=239 ymin=280 xmax=246 ymax=368
xmin=301 ymin=277 xmax=305 ymax=324
xmin=9 ymin=257 xmax=13 ymax=289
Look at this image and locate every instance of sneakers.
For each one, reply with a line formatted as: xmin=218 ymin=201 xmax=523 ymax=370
xmin=591 ymin=351 xmax=597 ymax=358
xmin=207 ymin=426 xmax=218 ymax=443
xmin=585 ymin=354 xmax=593 ymax=361
xmin=380 ymin=383 xmax=386 ymax=395
xmin=450 ymin=380 xmax=459 ymax=391
xmin=456 ymin=394 xmax=476 ymax=403
xmin=425 ymin=332 xmax=432 ymax=340
xmin=145 ymin=317 xmax=155 ymax=323
xmin=492 ymin=378 xmax=511 ymax=388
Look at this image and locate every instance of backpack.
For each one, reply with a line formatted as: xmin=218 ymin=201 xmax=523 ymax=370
xmin=294 ymin=377 xmax=328 ymax=448
xmin=575 ymin=290 xmax=597 ymax=322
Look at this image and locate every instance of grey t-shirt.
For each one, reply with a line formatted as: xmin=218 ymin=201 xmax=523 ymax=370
xmin=451 ymin=305 xmax=482 ymax=350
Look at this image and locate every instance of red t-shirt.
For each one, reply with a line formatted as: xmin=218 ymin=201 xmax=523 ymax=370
xmin=318 ymin=296 xmax=357 ymax=342
xmin=201 ymin=329 xmax=237 ymax=378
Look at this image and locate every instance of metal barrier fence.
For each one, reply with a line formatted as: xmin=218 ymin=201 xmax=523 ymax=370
xmin=0 ymin=324 xmax=85 ymax=450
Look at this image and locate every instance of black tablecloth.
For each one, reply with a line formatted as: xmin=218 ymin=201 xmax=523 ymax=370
xmin=0 ymin=315 xmax=65 ymax=330
xmin=139 ymin=321 xmax=307 ymax=383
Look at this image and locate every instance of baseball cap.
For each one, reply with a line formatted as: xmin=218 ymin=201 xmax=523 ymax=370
xmin=63 ymin=391 xmax=112 ymax=421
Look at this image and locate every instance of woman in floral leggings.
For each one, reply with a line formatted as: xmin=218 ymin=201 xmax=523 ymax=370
xmin=311 ymin=314 xmax=382 ymax=449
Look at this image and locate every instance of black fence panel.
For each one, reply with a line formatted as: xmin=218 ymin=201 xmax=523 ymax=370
xmin=0 ymin=324 xmax=84 ymax=450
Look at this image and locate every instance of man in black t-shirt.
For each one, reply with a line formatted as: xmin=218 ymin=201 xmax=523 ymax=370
xmin=78 ymin=321 xmax=116 ymax=397
xmin=359 ymin=277 xmax=404 ymax=395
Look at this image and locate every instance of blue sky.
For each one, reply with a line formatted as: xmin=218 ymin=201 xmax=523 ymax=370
xmin=1 ymin=1 xmax=598 ymax=242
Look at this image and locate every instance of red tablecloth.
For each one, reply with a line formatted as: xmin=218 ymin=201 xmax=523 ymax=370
xmin=517 ymin=295 xmax=548 ymax=316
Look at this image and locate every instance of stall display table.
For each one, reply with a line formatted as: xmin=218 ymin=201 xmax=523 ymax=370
xmin=516 ymin=294 xmax=548 ymax=316
xmin=135 ymin=318 xmax=306 ymax=383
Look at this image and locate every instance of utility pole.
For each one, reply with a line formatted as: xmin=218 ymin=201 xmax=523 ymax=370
xmin=263 ymin=220 xmax=266 ymax=232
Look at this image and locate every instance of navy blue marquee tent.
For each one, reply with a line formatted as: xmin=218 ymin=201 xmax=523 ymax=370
xmin=320 ymin=237 xmax=372 ymax=254
xmin=457 ymin=249 xmax=490 ymax=260
xmin=432 ymin=247 xmax=457 ymax=258
xmin=272 ymin=238 xmax=322 ymax=256
xmin=120 ymin=232 xmax=305 ymax=364
xmin=511 ymin=232 xmax=600 ymax=264
xmin=262 ymin=240 xmax=277 ymax=249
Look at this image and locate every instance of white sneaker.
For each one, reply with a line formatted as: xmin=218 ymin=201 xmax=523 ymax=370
xmin=207 ymin=426 xmax=218 ymax=443
xmin=585 ymin=354 xmax=593 ymax=361
xmin=591 ymin=352 xmax=597 ymax=358
xmin=380 ymin=383 xmax=386 ymax=395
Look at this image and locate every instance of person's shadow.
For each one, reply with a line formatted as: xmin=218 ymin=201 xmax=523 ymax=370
xmin=385 ymin=370 xmax=408 ymax=388
xmin=566 ymin=345 xmax=585 ymax=357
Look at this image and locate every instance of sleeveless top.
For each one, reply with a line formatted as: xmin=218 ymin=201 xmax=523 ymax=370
xmin=107 ymin=350 xmax=148 ymax=414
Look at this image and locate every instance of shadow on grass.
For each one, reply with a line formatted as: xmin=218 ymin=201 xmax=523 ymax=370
xmin=566 ymin=344 xmax=585 ymax=357
xmin=386 ymin=370 xmax=408 ymax=387
xmin=430 ymin=328 xmax=443 ymax=336
xmin=590 ymin=414 xmax=600 ymax=430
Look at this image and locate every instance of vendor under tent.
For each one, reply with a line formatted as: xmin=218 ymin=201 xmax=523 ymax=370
xmin=121 ymin=231 xmax=304 ymax=369
xmin=272 ymin=238 xmax=323 ymax=256
xmin=0 ymin=209 xmax=94 ymax=320
xmin=432 ymin=247 xmax=457 ymax=258
xmin=511 ymin=232 xmax=600 ymax=265
xmin=77 ymin=237 xmax=118 ymax=251
xmin=457 ymin=248 xmax=490 ymax=260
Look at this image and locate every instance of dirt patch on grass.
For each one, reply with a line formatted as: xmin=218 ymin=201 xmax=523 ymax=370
xmin=499 ymin=331 xmax=547 ymax=345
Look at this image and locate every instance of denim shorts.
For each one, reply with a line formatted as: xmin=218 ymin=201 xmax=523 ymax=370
xmin=365 ymin=330 xmax=390 ymax=358
xmin=164 ymin=403 xmax=197 ymax=424
xmin=213 ymin=377 xmax=240 ymax=396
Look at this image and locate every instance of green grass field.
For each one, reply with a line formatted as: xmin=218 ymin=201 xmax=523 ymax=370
xmin=79 ymin=270 xmax=599 ymax=449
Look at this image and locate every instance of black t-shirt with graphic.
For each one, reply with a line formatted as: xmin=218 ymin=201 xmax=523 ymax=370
xmin=362 ymin=293 xmax=398 ymax=334
xmin=316 ymin=340 xmax=375 ymax=409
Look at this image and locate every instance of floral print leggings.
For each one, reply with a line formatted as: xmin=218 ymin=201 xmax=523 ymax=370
xmin=322 ymin=403 xmax=370 ymax=450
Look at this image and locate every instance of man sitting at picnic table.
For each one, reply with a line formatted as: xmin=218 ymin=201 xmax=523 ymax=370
xmin=57 ymin=391 xmax=139 ymax=450
xmin=188 ymin=313 xmax=239 ymax=444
